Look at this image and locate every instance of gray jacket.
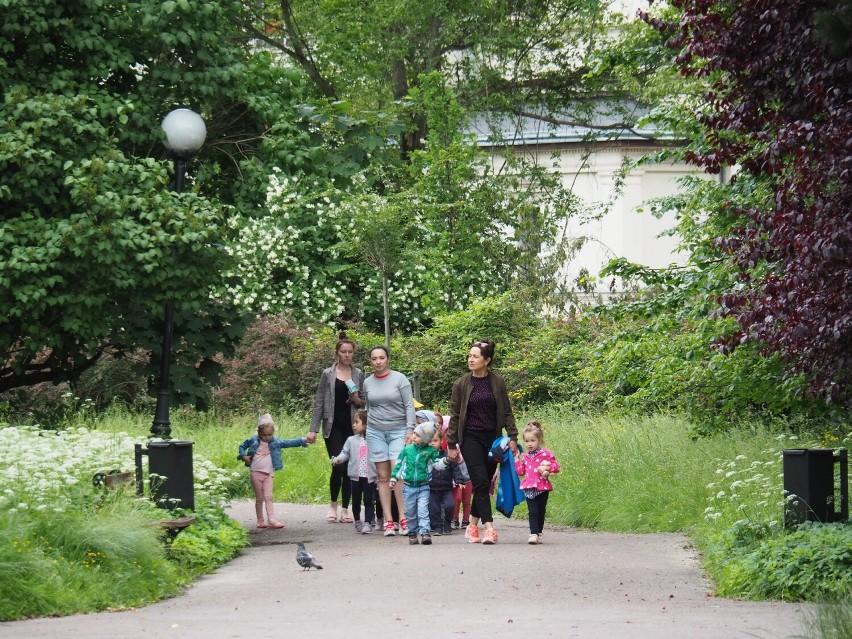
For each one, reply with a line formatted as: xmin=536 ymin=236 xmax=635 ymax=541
xmin=333 ymin=434 xmax=377 ymax=482
xmin=310 ymin=364 xmax=365 ymax=438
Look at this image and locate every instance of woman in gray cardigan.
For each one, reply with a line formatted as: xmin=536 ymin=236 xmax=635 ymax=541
xmin=308 ymin=333 xmax=365 ymax=523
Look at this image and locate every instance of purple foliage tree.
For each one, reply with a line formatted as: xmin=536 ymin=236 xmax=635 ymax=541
xmin=647 ymin=0 xmax=852 ymax=405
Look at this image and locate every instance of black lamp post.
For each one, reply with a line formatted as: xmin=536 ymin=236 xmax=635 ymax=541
xmin=151 ymin=108 xmax=207 ymax=439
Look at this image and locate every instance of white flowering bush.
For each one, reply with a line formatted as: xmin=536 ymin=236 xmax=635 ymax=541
xmin=0 ymin=425 xmax=239 ymax=513
xmin=0 ymin=423 xmax=248 ymax=620
xmin=222 ymin=170 xmax=350 ymax=318
xmin=222 ymin=169 xmax=434 ymax=331
xmin=220 ymin=162 xmax=540 ymax=331
xmin=702 ymin=442 xmax=790 ymax=529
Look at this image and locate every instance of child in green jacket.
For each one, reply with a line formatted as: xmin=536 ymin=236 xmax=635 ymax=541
xmin=389 ymin=422 xmax=449 ymax=545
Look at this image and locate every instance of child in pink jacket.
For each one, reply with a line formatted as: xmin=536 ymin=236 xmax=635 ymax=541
xmin=514 ymin=421 xmax=560 ymax=545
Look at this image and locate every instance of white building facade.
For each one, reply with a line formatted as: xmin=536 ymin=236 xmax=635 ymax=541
xmin=478 ymin=117 xmax=705 ymax=300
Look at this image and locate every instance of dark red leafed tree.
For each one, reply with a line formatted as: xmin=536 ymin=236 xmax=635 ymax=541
xmin=646 ymin=1 xmax=852 ymax=405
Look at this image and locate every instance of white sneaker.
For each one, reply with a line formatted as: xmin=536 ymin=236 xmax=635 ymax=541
xmin=528 ymin=533 xmax=539 ymax=545
xmin=361 ymin=522 xmax=373 ymax=534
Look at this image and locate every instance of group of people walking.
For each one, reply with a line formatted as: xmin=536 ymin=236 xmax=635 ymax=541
xmin=238 ymin=333 xmax=560 ymax=545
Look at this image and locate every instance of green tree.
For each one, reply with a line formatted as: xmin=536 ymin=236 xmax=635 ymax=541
xmin=0 ymin=0 xmax=288 ymax=402
xmin=345 ymin=196 xmax=414 ymax=347
xmin=244 ymin=1 xmax=650 ymax=153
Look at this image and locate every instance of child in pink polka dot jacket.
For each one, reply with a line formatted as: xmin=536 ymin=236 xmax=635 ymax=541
xmin=514 ymin=421 xmax=560 ymax=545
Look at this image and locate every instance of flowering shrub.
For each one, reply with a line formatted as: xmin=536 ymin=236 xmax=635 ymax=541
xmin=0 ymin=425 xmax=240 ymax=513
xmin=698 ymin=433 xmax=852 ymax=601
xmin=222 ymin=170 xmax=428 ymax=332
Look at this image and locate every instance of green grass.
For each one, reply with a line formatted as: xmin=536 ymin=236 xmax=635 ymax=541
xmin=95 ymin=404 xmax=797 ymax=534
xmin=0 ymin=415 xmax=248 ymax=621
xmin=93 ymin=405 xmax=329 ymax=503
xmin=0 ymin=487 xmax=183 ymax=620
xmin=802 ymin=594 xmax=852 ymax=639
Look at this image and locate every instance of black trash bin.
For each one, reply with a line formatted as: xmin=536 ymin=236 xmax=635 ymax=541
xmin=147 ymin=440 xmax=195 ymax=510
xmin=783 ymin=448 xmax=848 ymax=527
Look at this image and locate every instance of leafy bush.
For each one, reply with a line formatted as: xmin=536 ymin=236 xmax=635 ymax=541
xmin=213 ymin=316 xmax=378 ymax=413
xmin=395 ymin=293 xmax=545 ymax=408
xmin=705 ymin=520 xmax=852 ymax=601
xmin=214 ymin=288 xmax=851 ymax=434
xmin=168 ymin=500 xmax=247 ymax=575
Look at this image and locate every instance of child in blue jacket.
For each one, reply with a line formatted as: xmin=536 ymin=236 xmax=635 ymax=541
xmin=238 ymin=413 xmax=309 ymax=528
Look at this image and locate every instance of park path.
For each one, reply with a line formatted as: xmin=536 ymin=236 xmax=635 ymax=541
xmin=1 ymin=501 xmax=809 ymax=639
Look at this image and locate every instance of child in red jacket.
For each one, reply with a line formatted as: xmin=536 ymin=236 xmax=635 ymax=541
xmin=514 ymin=421 xmax=560 ymax=545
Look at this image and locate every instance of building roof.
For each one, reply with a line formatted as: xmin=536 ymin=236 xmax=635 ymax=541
xmin=471 ymin=103 xmax=663 ymax=148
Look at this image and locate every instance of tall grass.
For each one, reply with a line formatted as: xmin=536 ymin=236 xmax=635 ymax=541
xmin=516 ymin=407 xmax=784 ymax=532
xmin=0 ymin=487 xmax=182 ymax=619
xmin=94 ymin=405 xmax=328 ymax=503
xmin=94 ymin=404 xmax=789 ymax=532
xmin=803 ymin=595 xmax=852 ymax=639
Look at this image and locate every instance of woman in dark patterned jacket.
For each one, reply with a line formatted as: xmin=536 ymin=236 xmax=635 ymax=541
xmin=446 ymin=339 xmax=517 ymax=545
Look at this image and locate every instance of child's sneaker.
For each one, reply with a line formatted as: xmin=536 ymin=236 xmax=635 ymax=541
xmin=528 ymin=533 xmax=540 ymax=545
xmin=482 ymin=528 xmax=498 ymax=545
xmin=421 ymin=533 xmax=432 ymax=545
xmin=399 ymin=518 xmax=408 ymax=535
xmin=361 ymin=522 xmax=373 ymax=534
xmin=452 ymin=519 xmax=460 ymax=529
xmin=383 ymin=521 xmax=396 ymax=536
xmin=354 ymin=521 xmax=364 ymax=533
xmin=408 ymin=534 xmax=419 ymax=545
xmin=465 ymin=523 xmax=481 ymax=543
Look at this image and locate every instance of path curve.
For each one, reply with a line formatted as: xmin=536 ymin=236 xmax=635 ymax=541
xmin=1 ymin=501 xmax=809 ymax=639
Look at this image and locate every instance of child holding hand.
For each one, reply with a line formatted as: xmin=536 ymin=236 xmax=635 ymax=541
xmin=331 ymin=410 xmax=377 ymax=534
xmin=389 ymin=422 xmax=448 ymax=545
xmin=514 ymin=420 xmax=560 ymax=544
xmin=238 ymin=413 xmax=309 ymax=529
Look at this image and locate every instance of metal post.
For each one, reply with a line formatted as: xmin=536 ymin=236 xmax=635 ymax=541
xmin=150 ymin=157 xmax=185 ymax=440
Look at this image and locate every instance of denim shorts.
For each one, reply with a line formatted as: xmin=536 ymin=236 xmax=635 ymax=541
xmin=366 ymin=427 xmax=408 ymax=463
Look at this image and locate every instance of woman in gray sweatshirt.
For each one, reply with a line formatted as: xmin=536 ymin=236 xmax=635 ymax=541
xmin=362 ymin=345 xmax=415 ymax=537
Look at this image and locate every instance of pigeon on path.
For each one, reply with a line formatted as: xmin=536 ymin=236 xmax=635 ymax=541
xmin=296 ymin=542 xmax=323 ymax=570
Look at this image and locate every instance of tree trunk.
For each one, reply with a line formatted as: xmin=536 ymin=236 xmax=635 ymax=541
xmin=382 ymin=272 xmax=391 ymax=349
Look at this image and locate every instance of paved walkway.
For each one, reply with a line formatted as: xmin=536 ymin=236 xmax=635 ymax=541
xmin=1 ymin=501 xmax=810 ymax=638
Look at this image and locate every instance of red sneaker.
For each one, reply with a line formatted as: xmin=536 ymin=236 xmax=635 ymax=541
xmin=482 ymin=528 xmax=498 ymax=545
xmin=465 ymin=523 xmax=481 ymax=543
